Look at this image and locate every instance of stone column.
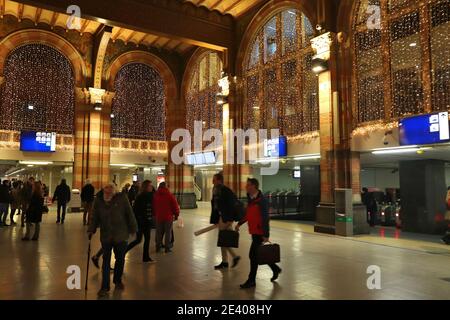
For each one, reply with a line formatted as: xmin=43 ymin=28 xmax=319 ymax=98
xmin=165 ymin=97 xmax=197 ymax=209
xmin=312 ymin=32 xmax=368 ymax=235
xmin=73 ymin=88 xmax=111 ymax=191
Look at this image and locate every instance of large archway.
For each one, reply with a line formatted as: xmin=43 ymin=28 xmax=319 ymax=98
xmin=0 ymin=29 xmax=87 ymax=88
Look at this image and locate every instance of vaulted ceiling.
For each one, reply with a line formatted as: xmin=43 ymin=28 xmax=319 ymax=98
xmin=0 ymin=0 xmax=196 ymax=53
xmin=183 ymin=0 xmax=268 ymax=17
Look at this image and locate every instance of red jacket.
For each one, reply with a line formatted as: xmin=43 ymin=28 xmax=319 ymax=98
xmin=239 ymin=192 xmax=270 ymax=237
xmin=153 ymin=187 xmax=180 ymax=223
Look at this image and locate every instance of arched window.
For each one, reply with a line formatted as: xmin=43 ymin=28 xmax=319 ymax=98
xmin=243 ymin=8 xmax=318 ymax=136
xmin=353 ymin=0 xmax=450 ymax=124
xmin=0 ymin=43 xmax=75 ymax=134
xmin=111 ymin=63 xmax=166 ymax=141
xmin=185 ymin=51 xmax=223 ymax=135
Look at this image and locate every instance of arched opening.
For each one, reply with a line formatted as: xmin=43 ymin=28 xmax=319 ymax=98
xmin=242 ymin=7 xmax=318 ymax=137
xmin=0 ymin=43 xmax=75 ymax=134
xmin=111 ymin=62 xmax=166 ymax=141
xmin=185 ymin=50 xmax=223 ymax=136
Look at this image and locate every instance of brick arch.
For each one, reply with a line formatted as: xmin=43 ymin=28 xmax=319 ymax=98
xmin=105 ymin=51 xmax=178 ymax=101
xmin=236 ymin=0 xmax=317 ymax=77
xmin=105 ymin=50 xmax=179 ymax=141
xmin=0 ymin=29 xmax=87 ymax=87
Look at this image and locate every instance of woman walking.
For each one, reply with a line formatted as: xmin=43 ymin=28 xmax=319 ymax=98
xmin=126 ymin=180 xmax=155 ymax=262
xmin=22 ymin=181 xmax=44 ymax=241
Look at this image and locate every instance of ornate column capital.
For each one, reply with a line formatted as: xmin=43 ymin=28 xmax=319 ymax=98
xmin=311 ymin=32 xmax=336 ymax=61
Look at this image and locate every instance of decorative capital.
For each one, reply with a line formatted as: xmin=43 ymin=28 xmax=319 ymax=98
xmin=311 ymin=32 xmax=334 ymax=61
xmin=88 ymin=87 xmax=106 ymax=105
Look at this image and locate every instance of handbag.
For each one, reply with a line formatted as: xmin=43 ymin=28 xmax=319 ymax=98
xmin=257 ymin=242 xmax=281 ymax=265
xmin=217 ymin=230 xmax=239 ymax=248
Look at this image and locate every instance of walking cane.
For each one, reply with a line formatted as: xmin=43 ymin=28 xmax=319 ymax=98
xmin=85 ymin=234 xmax=92 ymax=297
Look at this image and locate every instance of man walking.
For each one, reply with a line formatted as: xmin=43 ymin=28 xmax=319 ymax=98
xmin=81 ymin=179 xmax=95 ymax=225
xmin=236 ymin=178 xmax=281 ymax=289
xmin=87 ymin=183 xmax=137 ymax=297
xmin=53 ymin=179 xmax=71 ymax=224
xmin=210 ymin=173 xmax=241 ymax=270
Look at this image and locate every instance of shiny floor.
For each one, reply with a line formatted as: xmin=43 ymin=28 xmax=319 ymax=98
xmin=0 ymin=205 xmax=449 ymax=300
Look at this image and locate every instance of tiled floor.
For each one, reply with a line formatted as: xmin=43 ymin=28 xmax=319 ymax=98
xmin=0 ymin=204 xmax=449 ymax=300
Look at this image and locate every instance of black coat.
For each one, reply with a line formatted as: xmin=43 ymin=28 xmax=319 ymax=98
xmin=210 ymin=184 xmax=236 ymax=224
xmin=81 ymin=184 xmax=95 ymax=202
xmin=133 ymin=191 xmax=154 ymax=228
xmin=53 ymin=184 xmax=71 ymax=204
xmin=0 ymin=185 xmax=12 ymax=203
xmin=26 ymin=194 xmax=44 ymax=223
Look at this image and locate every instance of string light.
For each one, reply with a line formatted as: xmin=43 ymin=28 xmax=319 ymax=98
xmin=111 ymin=63 xmax=165 ymax=141
xmin=185 ymin=52 xmax=223 ymax=139
xmin=0 ymin=43 xmax=75 ymax=134
xmin=354 ymin=0 xmax=450 ymax=127
xmin=243 ymin=9 xmax=319 ymax=138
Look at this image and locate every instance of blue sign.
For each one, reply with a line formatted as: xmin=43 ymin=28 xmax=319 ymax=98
xmin=264 ymin=136 xmax=288 ymax=158
xmin=399 ymin=112 xmax=449 ymax=146
xmin=20 ymin=131 xmax=56 ymax=152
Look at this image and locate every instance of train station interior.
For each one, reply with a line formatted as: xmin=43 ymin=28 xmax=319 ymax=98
xmin=0 ymin=0 xmax=449 ymax=300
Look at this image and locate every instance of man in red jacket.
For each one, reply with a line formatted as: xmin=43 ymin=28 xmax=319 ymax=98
xmin=153 ymin=182 xmax=180 ymax=253
xmin=236 ymin=178 xmax=282 ymax=289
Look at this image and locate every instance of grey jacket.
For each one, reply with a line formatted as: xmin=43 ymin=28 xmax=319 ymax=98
xmin=88 ymin=192 xmax=137 ymax=243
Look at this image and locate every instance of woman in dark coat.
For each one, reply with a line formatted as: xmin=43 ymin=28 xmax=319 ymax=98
xmin=126 ymin=180 xmax=155 ymax=262
xmin=22 ymin=182 xmax=44 ymax=241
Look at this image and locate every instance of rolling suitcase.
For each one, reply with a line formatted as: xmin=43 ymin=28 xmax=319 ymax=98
xmin=257 ymin=243 xmax=281 ymax=265
xmin=217 ymin=230 xmax=240 ymax=248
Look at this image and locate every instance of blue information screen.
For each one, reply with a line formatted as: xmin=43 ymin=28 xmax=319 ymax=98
xmin=20 ymin=131 xmax=57 ymax=152
xmin=264 ymin=136 xmax=288 ymax=158
xmin=399 ymin=112 xmax=450 ymax=146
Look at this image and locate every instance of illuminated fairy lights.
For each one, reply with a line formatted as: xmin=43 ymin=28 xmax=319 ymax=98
xmin=354 ymin=0 xmax=450 ymax=127
xmin=185 ymin=51 xmax=223 ymax=140
xmin=243 ymin=9 xmax=319 ymax=138
xmin=111 ymin=63 xmax=166 ymax=141
xmin=0 ymin=43 xmax=75 ymax=134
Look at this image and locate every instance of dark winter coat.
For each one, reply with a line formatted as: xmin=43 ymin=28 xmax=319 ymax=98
xmin=133 ymin=191 xmax=154 ymax=228
xmin=88 ymin=192 xmax=138 ymax=243
xmin=26 ymin=194 xmax=45 ymax=223
xmin=53 ymin=184 xmax=71 ymax=204
xmin=81 ymin=184 xmax=95 ymax=203
xmin=210 ymin=184 xmax=237 ymax=224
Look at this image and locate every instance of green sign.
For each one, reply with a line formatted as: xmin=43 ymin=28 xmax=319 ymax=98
xmin=336 ymin=216 xmax=353 ymax=223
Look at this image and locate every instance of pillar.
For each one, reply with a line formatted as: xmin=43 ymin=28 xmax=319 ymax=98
xmin=73 ymin=88 xmax=111 ymax=191
xmin=399 ymin=160 xmax=448 ymax=234
xmin=311 ymin=32 xmax=368 ymax=235
xmin=166 ymin=98 xmax=197 ymax=209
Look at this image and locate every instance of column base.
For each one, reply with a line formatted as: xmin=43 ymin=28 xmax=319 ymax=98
xmin=175 ymin=193 xmax=198 ymax=209
xmin=314 ymin=202 xmax=370 ymax=235
xmin=314 ymin=203 xmax=336 ymax=234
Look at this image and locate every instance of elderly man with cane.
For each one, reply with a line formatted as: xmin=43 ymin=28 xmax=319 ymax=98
xmin=87 ymin=183 xmax=137 ymax=297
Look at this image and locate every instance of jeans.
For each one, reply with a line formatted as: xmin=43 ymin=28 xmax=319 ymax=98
xmin=57 ymin=202 xmax=67 ymax=222
xmin=0 ymin=203 xmax=9 ymax=224
xmin=101 ymin=241 xmax=128 ymax=290
xmin=127 ymin=224 xmax=151 ymax=260
xmin=156 ymin=221 xmax=173 ymax=250
xmin=248 ymin=235 xmax=280 ymax=283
